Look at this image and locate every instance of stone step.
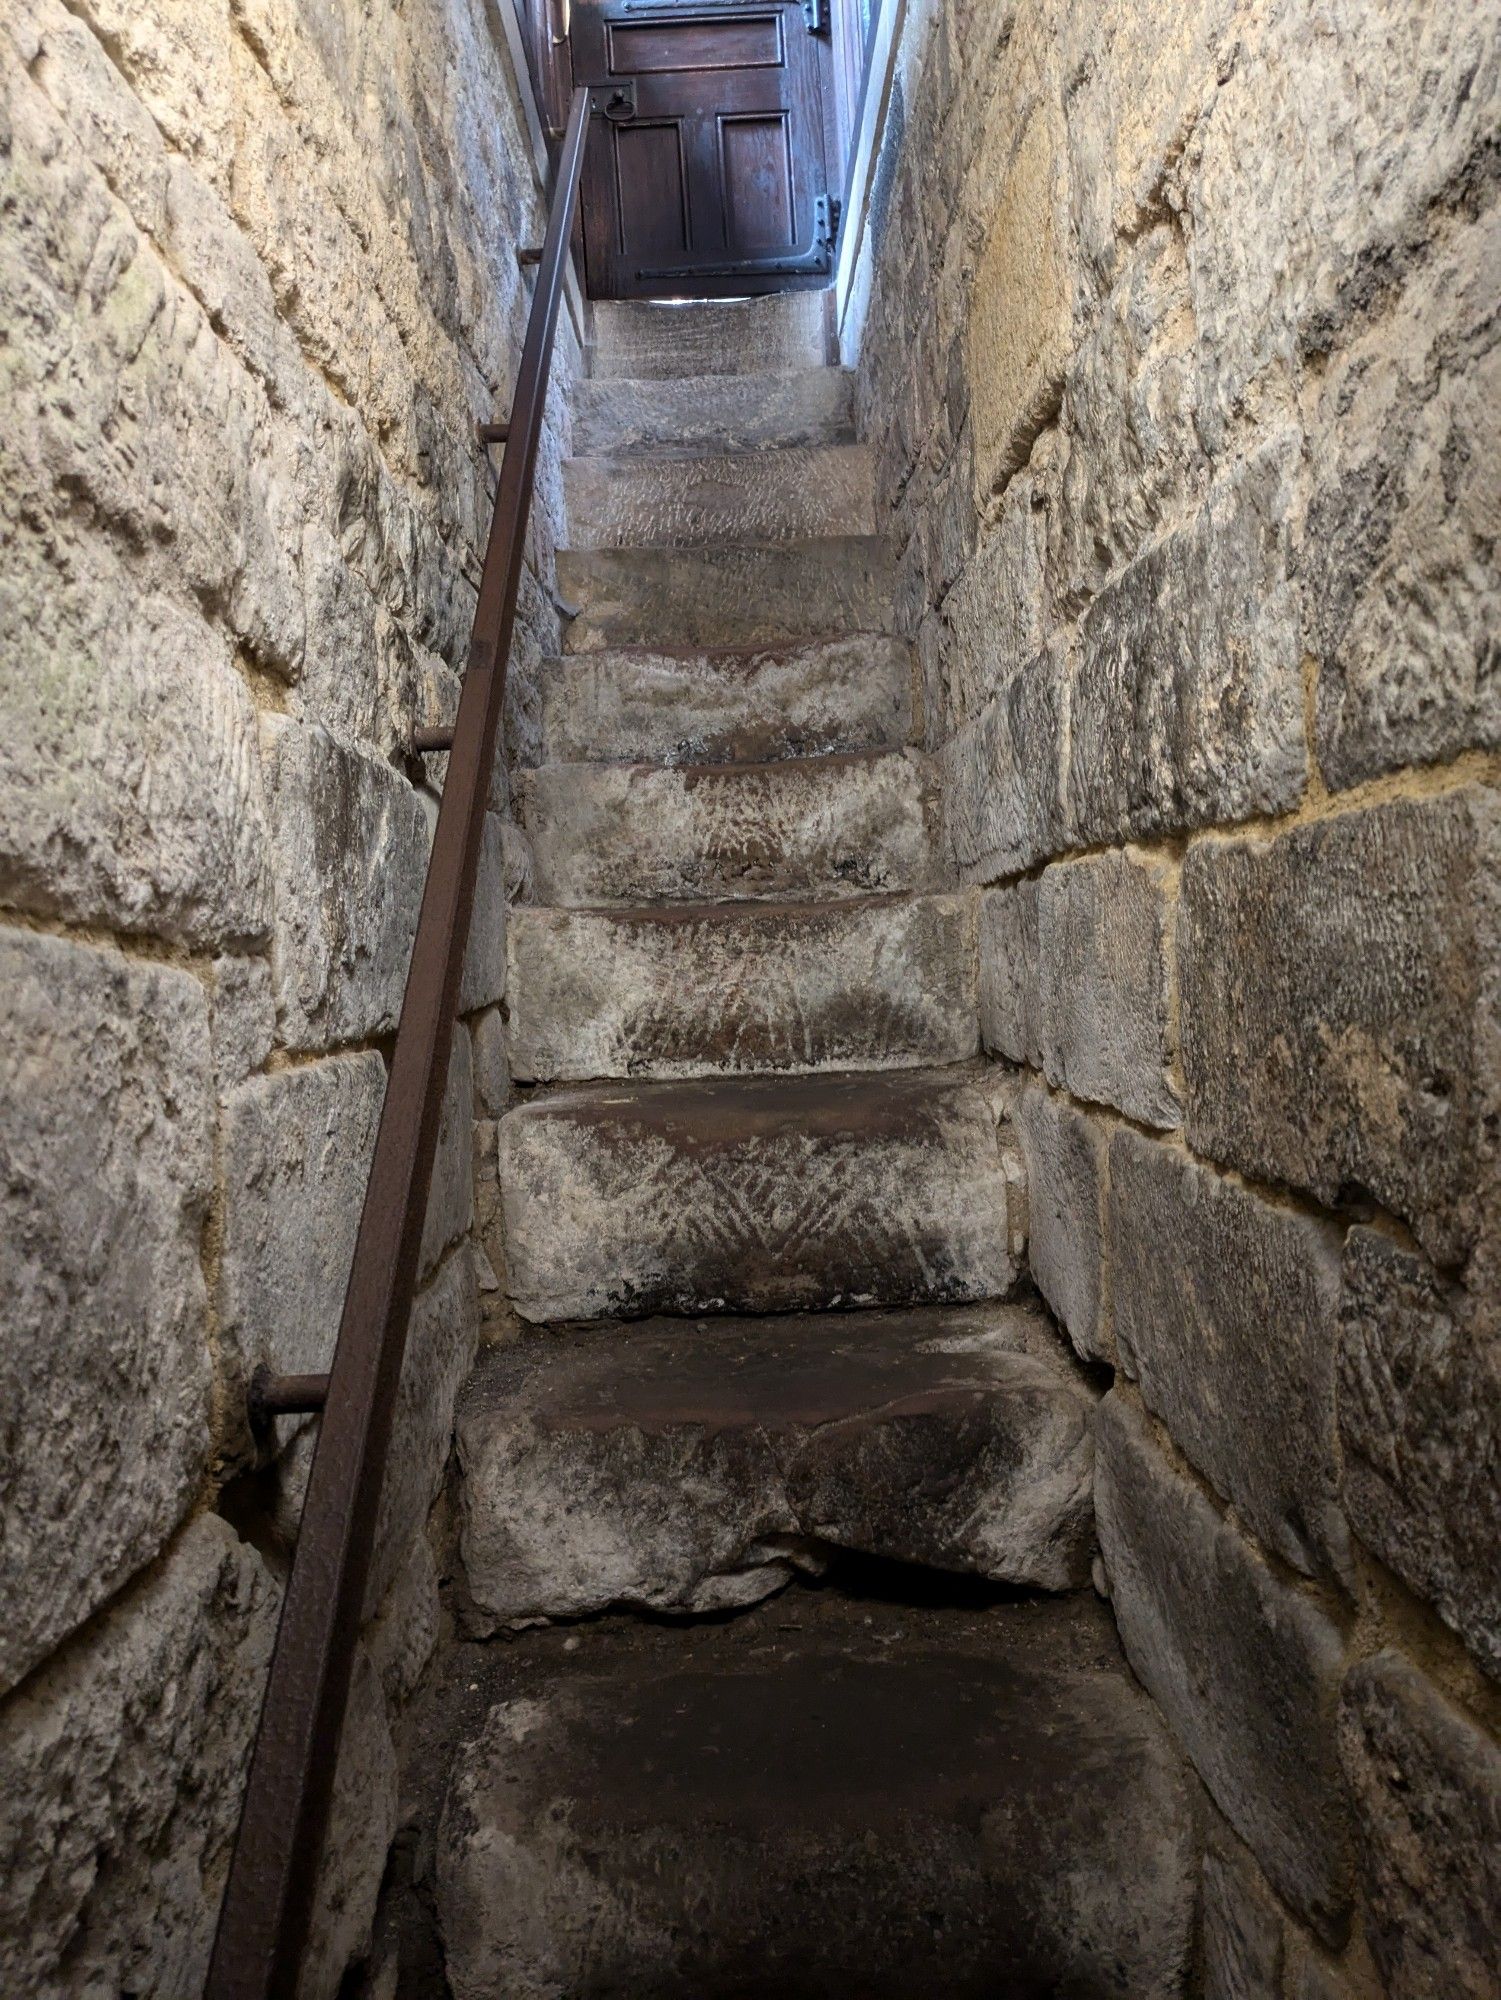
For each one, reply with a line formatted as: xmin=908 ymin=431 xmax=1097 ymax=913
xmin=496 ymin=1069 xmax=1023 ymax=1324
xmin=573 ymin=368 xmax=856 ymax=457
xmin=515 ymin=748 xmax=940 ymax=908
xmin=506 ymin=893 xmax=978 ymax=1082
xmin=533 ymin=634 xmax=913 ymax=769
xmin=589 ymin=292 xmax=829 ymax=379
xmin=455 ymin=1301 xmax=1097 ymax=1628
xmin=557 ymin=537 xmax=896 ymax=652
xmin=565 ymin=443 xmax=875 ymax=548
xmin=434 ymin=1592 xmax=1197 ymax=1999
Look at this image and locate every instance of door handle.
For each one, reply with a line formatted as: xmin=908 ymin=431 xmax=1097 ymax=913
xmin=598 ymin=81 xmax=637 ymax=122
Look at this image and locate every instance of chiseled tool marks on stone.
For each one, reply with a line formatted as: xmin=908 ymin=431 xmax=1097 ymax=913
xmin=534 ymin=634 xmax=913 ymax=769
xmin=572 ymin=367 xmax=856 ymax=458
xmin=497 ymin=1070 xmax=1022 ymax=1323
xmin=506 ymin=893 xmax=978 ymax=1081
xmin=517 ymin=747 xmax=940 ymax=908
xmin=557 ymin=537 xmax=897 ymax=651
xmin=588 ymin=291 xmax=828 ymax=378
xmin=565 ymin=443 xmax=876 ymax=549
xmin=456 ymin=1301 xmax=1097 ymax=1624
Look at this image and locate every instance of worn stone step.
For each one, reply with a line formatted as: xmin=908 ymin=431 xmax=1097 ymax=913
xmin=557 ymin=538 xmax=896 ymax=652
xmin=589 ymin=293 xmax=829 ymax=379
xmin=565 ymin=443 xmax=875 ymax=548
xmin=533 ymin=634 xmax=913 ymax=769
xmin=516 ymin=748 xmax=939 ymax=908
xmin=455 ymin=1301 xmax=1097 ymax=1629
xmin=434 ymin=1592 xmax=1197 ymax=1999
xmin=573 ymin=368 xmax=856 ymax=457
xmin=506 ymin=893 xmax=978 ymax=1082
xmin=497 ymin=1068 xmax=1023 ymax=1324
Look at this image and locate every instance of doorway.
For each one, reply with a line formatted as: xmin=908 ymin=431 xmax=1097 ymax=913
xmin=516 ymin=0 xmax=880 ymax=300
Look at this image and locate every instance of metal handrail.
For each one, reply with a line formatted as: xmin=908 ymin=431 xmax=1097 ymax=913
xmin=204 ymin=86 xmax=592 ymax=2000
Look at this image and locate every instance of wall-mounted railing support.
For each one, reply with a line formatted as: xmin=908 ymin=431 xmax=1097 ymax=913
xmin=247 ymin=1369 xmax=330 ymax=1429
xmin=476 ymin=421 xmax=510 ymax=447
xmin=411 ymin=725 xmax=456 ymax=755
xmin=203 ymin=87 xmax=592 ymax=2000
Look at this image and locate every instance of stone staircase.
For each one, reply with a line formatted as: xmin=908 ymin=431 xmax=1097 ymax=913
xmin=427 ymin=294 xmax=1197 ymax=1998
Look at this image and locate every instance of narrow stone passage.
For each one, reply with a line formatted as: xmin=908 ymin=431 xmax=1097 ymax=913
xmin=420 ymin=294 xmax=1198 ymax=1997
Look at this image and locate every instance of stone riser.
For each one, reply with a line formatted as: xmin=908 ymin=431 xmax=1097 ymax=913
xmin=515 ymin=748 xmax=940 ymax=909
xmin=532 ymin=635 xmax=913 ymax=769
xmin=572 ymin=368 xmax=855 ymax=457
xmin=456 ymin=1301 xmax=1096 ymax=1627
xmin=557 ymin=538 xmax=896 ymax=652
xmin=565 ymin=444 xmax=875 ymax=548
xmin=496 ymin=1070 xmax=1023 ymax=1324
xmin=588 ymin=293 xmax=828 ymax=379
xmin=506 ymin=893 xmax=978 ymax=1083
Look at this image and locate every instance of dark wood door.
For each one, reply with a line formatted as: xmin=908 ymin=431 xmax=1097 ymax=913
xmin=573 ymin=0 xmax=837 ymax=299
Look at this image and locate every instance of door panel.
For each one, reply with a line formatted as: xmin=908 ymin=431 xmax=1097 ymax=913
xmin=575 ymin=0 xmax=836 ymax=299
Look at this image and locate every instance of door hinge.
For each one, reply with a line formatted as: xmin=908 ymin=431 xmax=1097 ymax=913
xmin=802 ymin=0 xmax=828 ymax=30
xmin=637 ymin=192 xmax=841 ymax=282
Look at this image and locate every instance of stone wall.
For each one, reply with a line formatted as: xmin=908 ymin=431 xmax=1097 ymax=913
xmin=854 ymin=1 xmax=1500 ymax=1993
xmin=0 ymin=0 xmax=575 ymax=1991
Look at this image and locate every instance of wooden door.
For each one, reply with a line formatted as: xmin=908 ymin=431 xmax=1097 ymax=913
xmin=573 ymin=0 xmax=837 ymax=299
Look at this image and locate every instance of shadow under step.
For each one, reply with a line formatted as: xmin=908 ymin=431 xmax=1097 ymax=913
xmin=496 ymin=1067 xmax=1024 ymax=1325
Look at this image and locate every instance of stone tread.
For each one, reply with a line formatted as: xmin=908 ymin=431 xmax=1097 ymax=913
xmin=497 ymin=1067 xmax=1023 ymax=1324
xmin=434 ymin=1592 xmax=1198 ymax=1999
xmin=572 ymin=368 xmax=856 ymax=457
xmin=455 ymin=1300 xmax=1097 ymax=1626
xmin=515 ymin=746 xmax=940 ymax=908
xmin=565 ymin=443 xmax=875 ymax=548
xmin=532 ymin=635 xmax=913 ymax=769
xmin=588 ymin=293 xmax=829 ymax=378
xmin=505 ymin=892 xmax=979 ymax=1082
xmin=557 ymin=537 xmax=896 ymax=652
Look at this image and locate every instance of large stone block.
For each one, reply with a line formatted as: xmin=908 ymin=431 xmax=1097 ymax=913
xmin=1202 ymin=1835 xmax=1286 ymax=2000
xmin=1051 ymin=221 xmax=1206 ymax=610
xmin=299 ymin=1645 xmax=400 ymax=2000
xmin=942 ymin=639 xmax=1068 ymax=880
xmin=0 ymin=541 xmax=274 ymax=947
xmin=970 ymin=98 xmax=1076 ymax=498
xmin=1339 ymin=1652 xmax=1501 ymax=2000
xmin=1108 ymin=1131 xmax=1352 ymax=1590
xmin=1180 ymin=788 xmax=1499 ymax=1269
xmin=1066 ymin=441 xmax=1306 ymax=846
xmin=1185 ymin=0 xmax=1501 ymax=433
xmin=978 ymin=879 xmax=1043 ymax=1066
xmin=1095 ymin=1394 xmax=1352 ymax=1939
xmin=0 ymin=929 xmax=213 ymax=1694
xmin=0 ymin=1517 xmax=277 ymax=2000
xmin=260 ymin=716 xmax=431 ymax=1052
xmin=65 ymin=0 xmax=236 ymax=186
xmin=1013 ymin=1082 xmax=1109 ymax=1366
xmin=573 ymin=367 xmax=855 ymax=458
xmin=1308 ymin=205 xmax=1501 ymax=789
xmin=366 ymin=1246 xmax=480 ymax=1615
xmin=941 ymin=463 xmax=1048 ymax=730
xmin=1037 ymin=848 xmax=1180 ymax=1127
xmin=1338 ymin=1229 xmax=1500 ymax=1681
xmin=419 ymin=1023 xmax=474 ymax=1282
xmin=218 ymin=1051 xmax=387 ymax=1436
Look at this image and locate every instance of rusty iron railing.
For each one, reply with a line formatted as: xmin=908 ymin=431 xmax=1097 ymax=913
xmin=204 ymin=86 xmax=592 ymax=2000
